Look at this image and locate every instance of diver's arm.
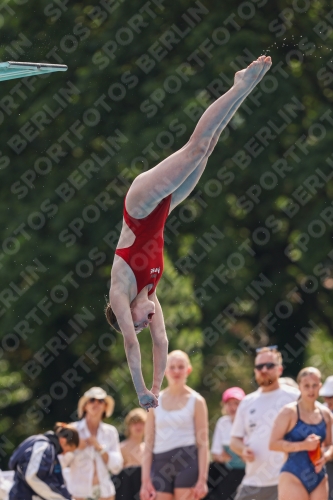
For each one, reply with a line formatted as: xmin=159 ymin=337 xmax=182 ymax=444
xmin=111 ymin=291 xmax=158 ymax=409
xmin=149 ymin=293 xmax=168 ymax=397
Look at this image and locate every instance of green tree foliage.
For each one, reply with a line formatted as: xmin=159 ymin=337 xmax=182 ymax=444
xmin=0 ymin=0 xmax=333 ymax=466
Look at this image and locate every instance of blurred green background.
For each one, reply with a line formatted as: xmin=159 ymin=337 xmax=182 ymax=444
xmin=0 ymin=0 xmax=333 ymax=467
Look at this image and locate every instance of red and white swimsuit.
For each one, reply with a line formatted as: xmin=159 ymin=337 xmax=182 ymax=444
xmin=115 ymin=195 xmax=171 ymax=295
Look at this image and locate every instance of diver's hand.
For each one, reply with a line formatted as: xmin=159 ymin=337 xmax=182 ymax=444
xmin=138 ymin=390 xmax=159 ymax=411
xmin=151 ymin=385 xmax=160 ymax=400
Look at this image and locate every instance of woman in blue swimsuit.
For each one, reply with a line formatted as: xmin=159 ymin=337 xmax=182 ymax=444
xmin=270 ymin=367 xmax=333 ymax=500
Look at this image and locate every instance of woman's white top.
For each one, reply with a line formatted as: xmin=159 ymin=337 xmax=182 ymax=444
xmin=59 ymin=418 xmax=123 ymax=498
xmin=211 ymin=415 xmax=233 ymax=452
xmin=153 ymin=390 xmax=198 ymax=454
xmin=211 ymin=414 xmax=245 ymax=469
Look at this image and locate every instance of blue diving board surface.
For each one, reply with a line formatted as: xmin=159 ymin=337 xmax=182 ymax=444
xmin=0 ymin=61 xmax=68 ymax=81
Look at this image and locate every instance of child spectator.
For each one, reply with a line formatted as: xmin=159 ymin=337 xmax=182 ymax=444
xmin=121 ymin=408 xmax=147 ymax=467
xmin=210 ymin=387 xmax=246 ymax=499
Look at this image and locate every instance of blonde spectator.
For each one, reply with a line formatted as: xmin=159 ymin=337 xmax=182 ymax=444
xmin=120 ymin=408 xmax=147 ymax=467
xmin=140 ymin=350 xmax=209 ymax=500
xmin=60 ymin=387 xmax=123 ymax=500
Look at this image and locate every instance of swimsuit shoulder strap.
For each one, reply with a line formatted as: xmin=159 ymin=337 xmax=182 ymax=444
xmin=298 ymin=402 xmax=325 ymax=425
xmin=317 ymin=403 xmax=325 ymax=421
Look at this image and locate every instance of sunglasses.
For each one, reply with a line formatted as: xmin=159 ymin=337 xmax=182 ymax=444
xmin=255 ymin=345 xmax=278 ymax=353
xmin=255 ymin=362 xmax=277 ymax=371
xmin=88 ymin=398 xmax=105 ymax=404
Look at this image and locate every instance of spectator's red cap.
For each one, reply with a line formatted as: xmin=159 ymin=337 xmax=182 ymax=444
xmin=222 ymin=387 xmax=245 ymax=403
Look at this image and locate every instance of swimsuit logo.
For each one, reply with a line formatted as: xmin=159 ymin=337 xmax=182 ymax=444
xmin=150 ymin=267 xmax=160 ymax=274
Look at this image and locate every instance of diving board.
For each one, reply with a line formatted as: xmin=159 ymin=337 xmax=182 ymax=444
xmin=0 ymin=61 xmax=68 ymax=82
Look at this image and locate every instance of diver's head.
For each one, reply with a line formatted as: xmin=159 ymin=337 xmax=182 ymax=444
xmin=105 ymin=296 xmax=155 ymax=334
xmin=130 ymin=294 xmax=155 ymax=334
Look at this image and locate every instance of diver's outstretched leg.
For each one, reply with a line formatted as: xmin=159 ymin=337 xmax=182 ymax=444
xmin=126 ymin=56 xmax=272 ymax=218
xmin=169 ymin=56 xmax=270 ymax=209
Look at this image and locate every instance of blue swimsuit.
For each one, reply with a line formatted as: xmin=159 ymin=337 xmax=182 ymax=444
xmin=281 ymin=404 xmax=326 ymax=493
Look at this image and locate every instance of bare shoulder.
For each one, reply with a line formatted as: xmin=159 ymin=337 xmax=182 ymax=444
xmin=194 ymin=391 xmax=205 ymax=402
xmin=110 ymin=260 xmax=137 ymax=302
xmin=193 ymin=391 xmax=207 ymax=409
xmin=279 ymin=402 xmax=297 ymax=418
xmin=320 ymin=405 xmax=332 ymax=423
xmin=111 ymin=256 xmax=134 ymax=286
xmin=271 ymin=404 xmax=296 ymax=434
xmin=109 ymin=287 xmax=130 ymax=309
xmin=110 ymin=255 xmax=136 ymax=305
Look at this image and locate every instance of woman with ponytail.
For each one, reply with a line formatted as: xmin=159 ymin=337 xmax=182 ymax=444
xmin=9 ymin=422 xmax=79 ymax=500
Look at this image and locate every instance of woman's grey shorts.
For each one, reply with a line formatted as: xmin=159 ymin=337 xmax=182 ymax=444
xmin=151 ymin=445 xmax=198 ymax=493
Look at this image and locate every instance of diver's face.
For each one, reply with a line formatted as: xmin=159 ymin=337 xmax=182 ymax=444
xmin=131 ymin=300 xmax=155 ymax=333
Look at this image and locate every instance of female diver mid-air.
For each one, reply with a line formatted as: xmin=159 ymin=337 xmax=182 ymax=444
xmin=106 ymin=56 xmax=272 ymax=410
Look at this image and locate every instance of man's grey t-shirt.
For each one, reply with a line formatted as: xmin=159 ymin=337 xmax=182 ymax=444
xmin=231 ymin=385 xmax=299 ymax=487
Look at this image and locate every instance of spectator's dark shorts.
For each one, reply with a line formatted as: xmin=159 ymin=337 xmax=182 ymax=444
xmin=151 ymin=445 xmax=198 ymax=493
xmin=205 ymin=463 xmax=245 ymax=500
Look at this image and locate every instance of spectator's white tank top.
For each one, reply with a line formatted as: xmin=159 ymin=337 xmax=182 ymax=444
xmin=153 ymin=390 xmax=198 ymax=454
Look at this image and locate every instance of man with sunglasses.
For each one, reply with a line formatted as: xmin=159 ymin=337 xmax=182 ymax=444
xmin=230 ymin=347 xmax=299 ymax=500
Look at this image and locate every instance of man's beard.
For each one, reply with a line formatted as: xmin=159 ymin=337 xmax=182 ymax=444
xmin=257 ymin=375 xmax=276 ymax=386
